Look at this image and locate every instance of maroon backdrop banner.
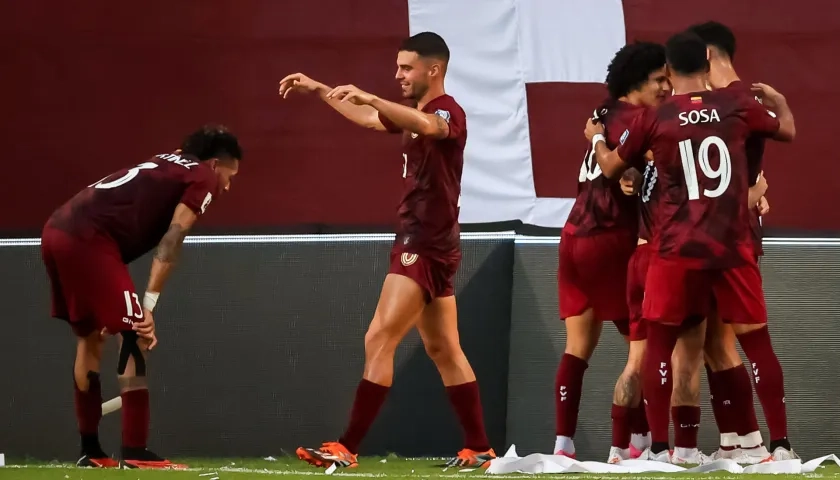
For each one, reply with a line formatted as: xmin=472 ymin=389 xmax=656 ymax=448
xmin=2 ymin=0 xmax=837 ymax=234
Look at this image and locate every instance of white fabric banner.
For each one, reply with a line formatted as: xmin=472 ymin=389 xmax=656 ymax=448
xmin=407 ymin=0 xmax=626 ymax=228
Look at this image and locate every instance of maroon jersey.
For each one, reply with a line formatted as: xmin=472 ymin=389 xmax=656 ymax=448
xmin=378 ymin=95 xmax=466 ymax=258
xmin=617 ymin=85 xmax=780 ymax=268
xmin=565 ymin=101 xmax=642 ymax=236
xmin=730 ymin=81 xmax=770 ymax=256
xmin=46 ymin=153 xmax=219 ymax=263
xmin=637 ymin=159 xmax=659 ymax=242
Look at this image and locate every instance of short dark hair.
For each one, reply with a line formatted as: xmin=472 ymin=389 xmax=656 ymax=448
xmin=686 ymin=21 xmax=736 ymax=60
xmin=605 ymin=42 xmax=666 ymax=99
xmin=665 ymin=32 xmax=709 ymax=76
xmin=180 ymin=125 xmax=242 ymax=162
xmin=399 ymin=32 xmax=450 ymax=62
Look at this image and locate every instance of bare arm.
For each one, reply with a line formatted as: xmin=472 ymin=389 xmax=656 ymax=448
xmin=770 ymin=97 xmax=795 ymax=142
xmin=592 ymin=141 xmax=630 ymax=179
xmin=369 ymin=97 xmax=450 ymax=139
xmin=145 ymin=203 xmax=199 ymax=297
xmin=748 ymin=171 xmax=768 ymax=207
xmin=316 ymin=83 xmax=386 ymax=131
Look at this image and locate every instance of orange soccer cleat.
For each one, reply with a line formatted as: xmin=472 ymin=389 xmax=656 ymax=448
xmin=296 ymin=441 xmax=359 ymax=468
xmin=445 ymin=448 xmax=497 ymax=469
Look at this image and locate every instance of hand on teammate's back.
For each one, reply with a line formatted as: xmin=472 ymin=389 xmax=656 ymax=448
xmin=278 ymin=73 xmax=323 ymax=98
xmin=584 ymin=118 xmax=605 ymax=141
xmin=758 ymin=196 xmax=770 ymax=216
xmin=132 ymin=309 xmax=158 ymax=351
xmin=751 ymin=83 xmax=786 ymax=109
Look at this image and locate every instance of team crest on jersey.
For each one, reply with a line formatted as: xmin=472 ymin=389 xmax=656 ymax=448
xmin=619 ymin=129 xmax=629 ymax=145
xmin=411 ymin=132 xmax=419 ymax=139
xmin=434 ymin=109 xmax=451 ymax=123
xmin=400 ymin=252 xmax=419 ymax=267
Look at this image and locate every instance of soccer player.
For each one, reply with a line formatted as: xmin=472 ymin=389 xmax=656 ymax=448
xmin=688 ymin=20 xmax=795 ymax=462
xmin=557 ymin=41 xmax=670 ymax=461
xmin=40 ymin=126 xmax=242 ymax=469
xmin=584 ymin=31 xmax=795 ymax=463
xmin=278 ymin=32 xmax=495 ymax=469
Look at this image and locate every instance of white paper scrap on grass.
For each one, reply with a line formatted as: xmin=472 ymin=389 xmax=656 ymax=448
xmin=486 ymin=446 xmax=840 ymax=475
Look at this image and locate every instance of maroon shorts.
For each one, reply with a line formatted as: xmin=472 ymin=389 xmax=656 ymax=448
xmin=642 ymin=256 xmax=767 ymax=326
xmin=626 ymin=243 xmax=653 ymax=341
xmin=388 ymin=245 xmax=459 ymax=301
xmin=41 ymin=227 xmax=143 ymax=337
xmin=558 ymin=229 xmax=636 ymax=323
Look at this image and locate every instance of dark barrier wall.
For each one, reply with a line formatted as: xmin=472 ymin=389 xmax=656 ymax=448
xmin=3 ymin=235 xmax=839 ymax=461
xmin=2 ymin=1 xmax=839 ymax=233
xmin=508 ymin=239 xmax=840 ymax=461
xmin=0 ymin=235 xmax=513 ymax=460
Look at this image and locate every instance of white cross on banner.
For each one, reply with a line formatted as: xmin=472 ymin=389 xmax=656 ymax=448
xmin=407 ymin=0 xmax=626 ymax=228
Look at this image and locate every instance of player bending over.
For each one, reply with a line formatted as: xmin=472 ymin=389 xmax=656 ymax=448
xmin=279 ymin=32 xmax=495 ymax=469
xmin=585 ymin=31 xmax=795 ymax=464
xmin=41 ymin=126 xmax=242 ymax=469
xmin=554 ymin=41 xmax=669 ymax=461
xmin=687 ymin=20 xmax=796 ymax=462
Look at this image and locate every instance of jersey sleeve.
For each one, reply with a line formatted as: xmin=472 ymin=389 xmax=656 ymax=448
xmin=616 ymin=108 xmax=655 ymax=170
xmin=744 ymin=96 xmax=780 ymax=137
xmin=427 ymin=96 xmax=466 ymax=141
xmin=378 ymin=110 xmax=403 ymax=134
xmin=180 ymin=166 xmax=217 ymax=215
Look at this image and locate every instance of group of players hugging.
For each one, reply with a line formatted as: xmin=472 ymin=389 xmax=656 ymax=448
xmin=40 ymin=18 xmax=794 ymax=470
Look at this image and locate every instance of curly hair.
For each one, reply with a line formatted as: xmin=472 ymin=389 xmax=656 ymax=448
xmin=605 ymin=42 xmax=667 ymax=100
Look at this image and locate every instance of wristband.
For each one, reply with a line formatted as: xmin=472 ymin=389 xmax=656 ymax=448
xmin=592 ymin=133 xmax=606 ymax=150
xmin=143 ymin=291 xmax=160 ymax=311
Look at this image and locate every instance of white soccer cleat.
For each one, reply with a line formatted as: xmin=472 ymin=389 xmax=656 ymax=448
xmin=607 ymin=446 xmax=631 ymax=464
xmin=709 ymin=447 xmax=742 ymax=461
xmin=638 ymin=448 xmax=672 ymax=463
xmin=771 ymin=447 xmax=799 ymax=461
xmin=733 ymin=446 xmax=772 ymax=464
xmin=671 ymin=447 xmax=710 ymax=465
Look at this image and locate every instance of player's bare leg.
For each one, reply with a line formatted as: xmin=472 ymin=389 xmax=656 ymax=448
xmin=417 ymin=296 xmax=495 ymax=468
xmin=73 ymin=331 xmax=118 ymax=468
xmin=704 ymin=317 xmax=769 ymax=463
xmin=669 ymin=320 xmax=708 ymax=464
xmin=731 ymin=322 xmax=794 ymax=460
xmin=555 ymin=309 xmax=602 ymax=457
xmin=116 ymin=332 xmax=180 ymax=470
xmin=608 ymin=338 xmax=647 ymax=463
xmin=297 ymin=274 xmax=426 ymax=468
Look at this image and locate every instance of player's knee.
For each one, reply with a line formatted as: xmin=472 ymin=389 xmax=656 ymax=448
xmin=423 ymin=337 xmax=463 ymax=365
xmin=363 ymin=325 xmax=400 ymax=361
xmin=118 ymin=374 xmax=148 ymax=392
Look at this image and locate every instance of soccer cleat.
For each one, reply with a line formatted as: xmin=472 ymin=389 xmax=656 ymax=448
xmin=638 ymin=448 xmax=672 ymax=463
xmin=296 ymin=442 xmax=358 ymax=468
xmin=607 ymin=446 xmax=631 ymax=464
xmin=120 ymin=448 xmax=187 ymax=470
xmin=444 ymin=448 xmax=497 ymax=469
xmin=771 ymin=446 xmax=799 ymax=461
xmin=553 ymin=449 xmax=576 ymax=459
xmin=628 ymin=444 xmax=646 ymax=459
xmin=671 ymin=448 xmax=711 ymax=465
xmin=76 ymin=454 xmax=119 ymax=468
xmin=709 ymin=447 xmax=742 ymax=461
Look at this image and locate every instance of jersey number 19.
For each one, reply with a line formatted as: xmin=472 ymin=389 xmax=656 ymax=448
xmin=678 ymin=136 xmax=731 ymax=200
